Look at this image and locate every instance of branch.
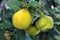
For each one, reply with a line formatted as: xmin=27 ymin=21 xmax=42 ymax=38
xmin=0 ymin=0 xmax=6 ymax=14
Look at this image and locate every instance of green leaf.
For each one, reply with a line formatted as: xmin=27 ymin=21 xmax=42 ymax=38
xmin=5 ymin=9 xmax=14 ymax=17
xmin=29 ymin=0 xmax=39 ymax=7
xmin=54 ymin=35 xmax=60 ymax=40
xmin=54 ymin=22 xmax=60 ymax=25
xmin=0 ymin=19 xmax=12 ymax=28
xmin=7 ymin=0 xmax=23 ymax=12
xmin=58 ymin=0 xmax=60 ymax=4
xmin=14 ymin=30 xmax=26 ymax=40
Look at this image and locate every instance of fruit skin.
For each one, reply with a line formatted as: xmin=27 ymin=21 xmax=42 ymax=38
xmin=41 ymin=16 xmax=54 ymax=31
xmin=25 ymin=26 xmax=40 ymax=36
xmin=35 ymin=15 xmax=48 ymax=28
xmin=12 ymin=9 xmax=32 ymax=30
xmin=35 ymin=15 xmax=54 ymax=32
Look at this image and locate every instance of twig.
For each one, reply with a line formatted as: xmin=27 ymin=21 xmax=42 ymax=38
xmin=35 ymin=7 xmax=44 ymax=16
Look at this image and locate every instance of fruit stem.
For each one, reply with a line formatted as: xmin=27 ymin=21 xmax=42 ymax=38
xmin=35 ymin=7 xmax=44 ymax=17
